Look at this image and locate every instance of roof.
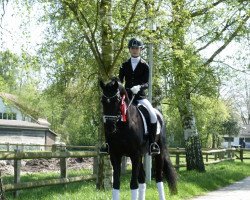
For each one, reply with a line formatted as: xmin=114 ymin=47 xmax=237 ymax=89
xmin=0 ymin=119 xmax=57 ymax=135
xmin=0 ymin=93 xmax=57 ymax=136
xmin=0 ymin=92 xmax=39 ymax=120
xmin=0 ymin=93 xmax=18 ymax=103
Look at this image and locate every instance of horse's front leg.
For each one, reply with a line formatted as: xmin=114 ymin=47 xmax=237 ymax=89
xmin=110 ymin=154 xmax=122 ymax=200
xmin=130 ymin=155 xmax=141 ymax=200
xmin=138 ymin=162 xmax=146 ymax=200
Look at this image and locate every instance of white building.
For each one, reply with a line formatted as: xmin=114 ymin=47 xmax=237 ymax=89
xmin=0 ymin=93 xmax=57 ymax=149
xmin=222 ymin=124 xmax=250 ymax=148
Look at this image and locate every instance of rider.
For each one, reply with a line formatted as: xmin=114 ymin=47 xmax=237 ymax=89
xmin=100 ymin=38 xmax=160 ymax=155
xmin=119 ymin=38 xmax=160 ymax=155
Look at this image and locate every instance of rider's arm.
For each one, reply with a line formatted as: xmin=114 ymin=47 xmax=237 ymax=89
xmin=140 ymin=63 xmax=149 ymax=90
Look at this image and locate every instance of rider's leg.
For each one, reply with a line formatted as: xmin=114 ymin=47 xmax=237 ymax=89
xmin=148 ymin=122 xmax=160 ymax=155
xmin=137 ymin=99 xmax=160 ymax=155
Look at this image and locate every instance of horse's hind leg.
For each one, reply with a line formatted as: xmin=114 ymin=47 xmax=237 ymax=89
xmin=110 ymin=155 xmax=122 ymax=200
xmin=138 ymin=162 xmax=146 ymax=200
xmin=155 ymin=154 xmax=166 ymax=200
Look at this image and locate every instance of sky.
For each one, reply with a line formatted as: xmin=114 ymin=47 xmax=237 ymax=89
xmin=0 ymin=2 xmax=47 ymax=55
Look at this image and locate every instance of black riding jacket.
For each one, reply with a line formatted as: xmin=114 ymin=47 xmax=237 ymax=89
xmin=119 ymin=58 xmax=149 ymax=100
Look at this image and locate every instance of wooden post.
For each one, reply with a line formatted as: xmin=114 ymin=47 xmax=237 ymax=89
xmin=176 ymin=153 xmax=180 ymax=171
xmin=219 ymin=152 xmax=222 ymax=160
xmin=52 ymin=144 xmax=57 ymax=152
xmin=93 ymin=157 xmax=98 ymax=175
xmin=14 ymin=149 xmax=21 ymax=198
xmin=227 ymin=149 xmax=231 ymax=159
xmin=60 ymin=148 xmax=67 ymax=179
xmin=240 ymin=148 xmax=244 ymax=162
xmin=6 ymin=143 xmax=9 ymax=152
xmin=0 ymin=170 xmax=5 ymax=200
xmin=206 ymin=154 xmax=208 ymax=162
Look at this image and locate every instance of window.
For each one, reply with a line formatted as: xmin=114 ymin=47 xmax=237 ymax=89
xmin=245 ymin=138 xmax=250 ymax=143
xmin=7 ymin=113 xmax=12 ymax=120
xmin=223 ymin=137 xmax=234 ymax=142
xmin=1 ymin=112 xmax=17 ymax=120
xmin=12 ymin=113 xmax=17 ymax=120
xmin=3 ymin=113 xmax=7 ymax=119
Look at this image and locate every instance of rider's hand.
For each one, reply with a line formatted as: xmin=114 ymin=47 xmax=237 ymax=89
xmin=130 ymin=85 xmax=141 ymax=94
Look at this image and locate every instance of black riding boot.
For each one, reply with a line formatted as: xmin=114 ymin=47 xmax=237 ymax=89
xmin=149 ymin=122 xmax=160 ymax=155
xmin=99 ymin=143 xmax=109 ymax=154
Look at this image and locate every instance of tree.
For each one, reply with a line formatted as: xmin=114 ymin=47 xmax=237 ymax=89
xmin=193 ymin=96 xmax=230 ymax=148
xmin=4 ymin=0 xmax=248 ymax=176
xmin=40 ymin=0 xmax=143 ymax=189
xmin=157 ymin=0 xmax=249 ymax=171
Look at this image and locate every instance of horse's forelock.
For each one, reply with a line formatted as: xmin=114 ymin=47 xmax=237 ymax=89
xmin=106 ymin=78 xmax=129 ymax=102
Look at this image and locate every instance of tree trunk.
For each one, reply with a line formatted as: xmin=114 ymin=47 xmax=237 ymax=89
xmin=212 ymin=133 xmax=216 ymax=148
xmin=96 ymin=0 xmax=113 ymax=190
xmin=178 ymin=96 xmax=205 ymax=172
xmin=96 ymin=84 xmax=112 ymax=189
xmin=171 ymin=0 xmax=205 ymax=172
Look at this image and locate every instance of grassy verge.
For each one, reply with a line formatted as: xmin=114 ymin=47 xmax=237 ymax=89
xmin=2 ymin=160 xmax=250 ymax=200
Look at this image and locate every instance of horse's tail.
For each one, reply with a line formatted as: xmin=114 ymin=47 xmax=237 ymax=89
xmin=163 ymin=152 xmax=178 ymax=194
xmin=155 ymin=109 xmax=177 ymax=194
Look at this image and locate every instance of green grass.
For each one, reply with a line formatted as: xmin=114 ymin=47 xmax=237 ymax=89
xmin=2 ymin=160 xmax=250 ymax=200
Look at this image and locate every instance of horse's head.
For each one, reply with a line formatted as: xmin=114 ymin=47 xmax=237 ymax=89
xmin=100 ymin=78 xmax=127 ymax=133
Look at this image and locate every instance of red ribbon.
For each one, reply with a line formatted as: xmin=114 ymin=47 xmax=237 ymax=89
xmin=120 ymin=95 xmax=127 ymax=122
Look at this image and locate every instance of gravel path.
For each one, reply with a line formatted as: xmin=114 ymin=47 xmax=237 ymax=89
xmin=191 ymin=176 xmax=250 ymax=200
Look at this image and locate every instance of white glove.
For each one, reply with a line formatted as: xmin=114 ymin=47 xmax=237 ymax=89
xmin=131 ymin=85 xmax=141 ymax=94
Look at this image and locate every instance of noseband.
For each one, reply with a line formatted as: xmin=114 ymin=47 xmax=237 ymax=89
xmin=102 ymin=90 xmax=122 ymax=128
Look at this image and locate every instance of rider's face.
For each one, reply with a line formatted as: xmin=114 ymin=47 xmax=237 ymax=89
xmin=129 ymin=47 xmax=141 ymax=57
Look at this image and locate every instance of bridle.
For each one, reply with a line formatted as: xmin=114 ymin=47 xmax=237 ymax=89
xmin=101 ymin=89 xmax=134 ymax=133
xmin=102 ymin=90 xmax=122 ymax=124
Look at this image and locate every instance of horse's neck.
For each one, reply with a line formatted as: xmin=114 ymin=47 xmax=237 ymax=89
xmin=126 ymin=103 xmax=138 ymax=122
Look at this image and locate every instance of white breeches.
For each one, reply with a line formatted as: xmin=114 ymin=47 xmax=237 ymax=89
xmin=137 ymin=99 xmax=157 ymax=123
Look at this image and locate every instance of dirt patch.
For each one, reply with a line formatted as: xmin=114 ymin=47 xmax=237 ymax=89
xmin=0 ymin=158 xmax=93 ymax=176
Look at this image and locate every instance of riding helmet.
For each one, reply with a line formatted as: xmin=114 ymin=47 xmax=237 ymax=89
xmin=128 ymin=38 xmax=143 ymax=48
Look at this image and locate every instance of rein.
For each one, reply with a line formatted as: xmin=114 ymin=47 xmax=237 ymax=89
xmin=102 ymin=91 xmax=120 ymax=103
xmin=127 ymin=94 xmax=135 ymax=111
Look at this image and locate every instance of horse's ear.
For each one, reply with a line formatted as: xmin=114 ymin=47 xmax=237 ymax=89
xmin=114 ymin=80 xmax=119 ymax=89
xmin=99 ymin=80 xmax=105 ymax=90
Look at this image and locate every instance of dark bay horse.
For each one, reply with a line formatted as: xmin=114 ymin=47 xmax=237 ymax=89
xmin=100 ymin=79 xmax=177 ymax=200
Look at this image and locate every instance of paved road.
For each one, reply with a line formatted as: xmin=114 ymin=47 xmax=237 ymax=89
xmin=191 ymin=176 xmax=250 ymax=200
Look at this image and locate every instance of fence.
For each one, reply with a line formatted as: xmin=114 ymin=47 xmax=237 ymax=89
xmin=168 ymin=148 xmax=237 ymax=171
xmin=0 ymin=144 xmax=98 ymax=198
xmin=0 ymin=144 xmax=249 ymax=198
xmin=0 ymin=143 xmax=96 ymax=152
xmin=235 ymin=148 xmax=250 ymax=162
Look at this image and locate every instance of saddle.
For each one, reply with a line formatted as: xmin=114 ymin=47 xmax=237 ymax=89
xmin=137 ymin=104 xmax=161 ymax=136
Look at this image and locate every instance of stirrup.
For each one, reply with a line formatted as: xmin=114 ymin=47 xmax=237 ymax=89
xmin=149 ymin=142 xmax=160 ymax=155
xmin=99 ymin=143 xmax=109 ymax=154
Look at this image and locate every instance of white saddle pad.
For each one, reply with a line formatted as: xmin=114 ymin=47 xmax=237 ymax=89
xmin=137 ymin=109 xmax=161 ymax=135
